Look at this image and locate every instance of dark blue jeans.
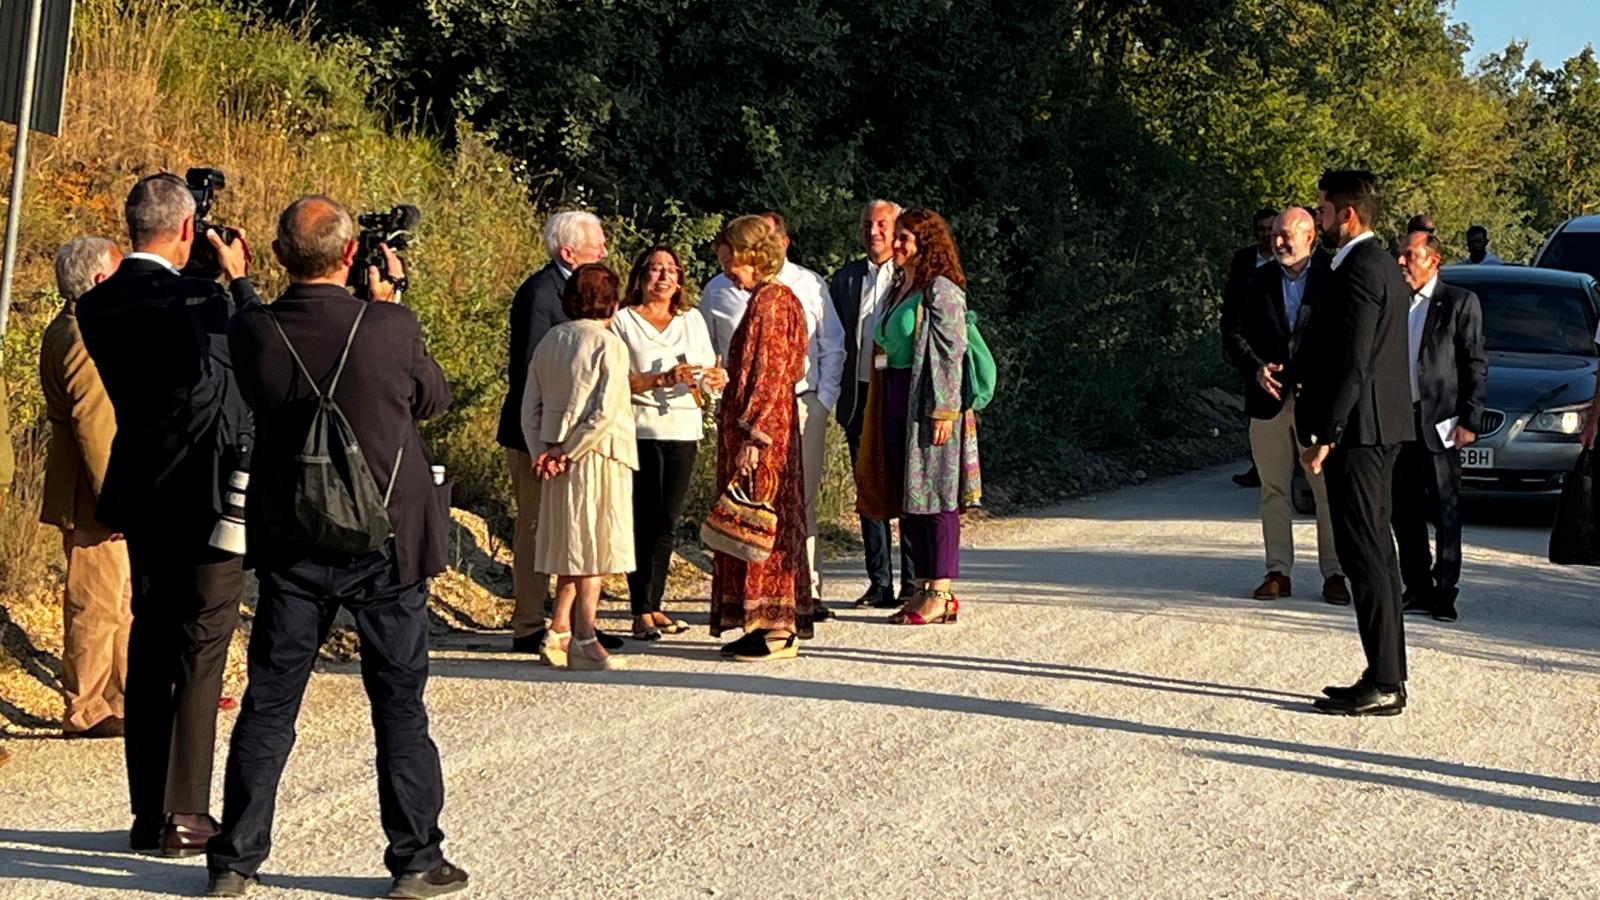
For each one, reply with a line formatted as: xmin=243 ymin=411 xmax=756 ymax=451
xmin=846 ymin=391 xmax=914 ymax=594
xmin=207 ymin=549 xmax=445 ymax=877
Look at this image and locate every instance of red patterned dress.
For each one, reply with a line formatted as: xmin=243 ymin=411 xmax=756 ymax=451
xmin=710 ymin=281 xmax=813 ymax=637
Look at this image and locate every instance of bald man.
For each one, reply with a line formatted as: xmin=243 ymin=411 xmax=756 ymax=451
xmin=1222 ymin=207 xmax=1347 ymax=604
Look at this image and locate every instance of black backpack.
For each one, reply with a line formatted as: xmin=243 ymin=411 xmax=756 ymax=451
xmin=266 ymin=305 xmax=400 ymax=555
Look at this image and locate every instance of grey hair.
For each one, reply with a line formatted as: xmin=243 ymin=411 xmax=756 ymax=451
xmin=54 ymin=236 xmax=119 ymax=302
xmin=276 ymin=195 xmax=355 ymax=279
xmin=124 ymin=173 xmax=197 ymax=248
xmin=542 ymin=210 xmax=603 ymax=261
xmin=861 ymin=199 xmax=903 ymax=222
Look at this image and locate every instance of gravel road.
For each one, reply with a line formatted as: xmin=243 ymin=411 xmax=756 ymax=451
xmin=1 ymin=463 xmax=1597 ymax=899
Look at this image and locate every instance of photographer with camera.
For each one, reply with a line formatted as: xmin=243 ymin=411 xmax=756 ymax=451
xmin=75 ymin=173 xmax=258 ymax=858
xmin=205 ymin=196 xmax=465 ymax=898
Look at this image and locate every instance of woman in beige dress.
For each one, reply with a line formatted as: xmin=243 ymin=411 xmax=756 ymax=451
xmin=520 ymin=264 xmax=638 ymax=671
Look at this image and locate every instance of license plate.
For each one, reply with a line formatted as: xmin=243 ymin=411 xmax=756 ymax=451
xmin=1460 ymin=447 xmax=1495 ymax=469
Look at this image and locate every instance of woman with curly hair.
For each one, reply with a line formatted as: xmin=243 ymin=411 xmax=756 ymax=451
xmin=613 ymin=246 xmax=727 ymax=640
xmin=857 ymin=208 xmax=982 ymax=625
xmin=707 ymin=216 xmax=812 ymax=660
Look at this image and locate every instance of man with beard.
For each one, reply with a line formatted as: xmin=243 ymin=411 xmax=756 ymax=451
xmin=1298 ymin=170 xmax=1414 ymax=716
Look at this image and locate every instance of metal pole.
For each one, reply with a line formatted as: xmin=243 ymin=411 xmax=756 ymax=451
xmin=0 ymin=0 xmax=47 ymax=339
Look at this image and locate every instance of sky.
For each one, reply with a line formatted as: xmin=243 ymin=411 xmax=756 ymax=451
xmin=1449 ymin=0 xmax=1600 ymax=67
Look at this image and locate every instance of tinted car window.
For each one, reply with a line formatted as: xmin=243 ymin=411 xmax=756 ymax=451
xmin=1538 ymin=232 xmax=1600 ymax=282
xmin=1468 ymin=282 xmax=1597 ymax=355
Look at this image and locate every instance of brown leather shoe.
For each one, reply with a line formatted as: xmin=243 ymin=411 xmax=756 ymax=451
xmin=1253 ymin=573 xmax=1291 ymax=600
xmin=161 ymin=814 xmax=220 ymax=858
xmin=64 ymin=716 xmax=125 ymax=739
xmin=1322 ymin=575 xmax=1351 ymax=606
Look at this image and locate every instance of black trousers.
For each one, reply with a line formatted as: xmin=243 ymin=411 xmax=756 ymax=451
xmin=845 ymin=392 xmax=914 ymax=594
xmin=124 ymin=541 xmax=244 ymax=821
xmin=1324 ymin=444 xmax=1408 ymax=689
xmin=629 ymin=439 xmax=698 ymax=616
xmin=207 ymin=550 xmax=445 ymax=877
xmin=1391 ymin=428 xmax=1463 ymax=603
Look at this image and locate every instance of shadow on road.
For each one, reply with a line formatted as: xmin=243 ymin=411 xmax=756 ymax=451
xmin=0 ymin=828 xmax=388 ymax=897
xmin=434 ymin=659 xmax=1600 ymax=825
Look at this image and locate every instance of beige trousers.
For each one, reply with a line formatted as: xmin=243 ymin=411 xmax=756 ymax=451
xmin=507 ymin=448 xmax=553 ymax=637
xmin=60 ymin=527 xmax=132 ymax=732
xmin=798 ymin=391 xmax=828 ymax=600
xmin=1249 ymin=395 xmax=1341 ymax=579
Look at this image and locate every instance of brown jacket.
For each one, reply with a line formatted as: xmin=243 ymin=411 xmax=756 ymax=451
xmin=38 ymin=305 xmax=117 ymax=532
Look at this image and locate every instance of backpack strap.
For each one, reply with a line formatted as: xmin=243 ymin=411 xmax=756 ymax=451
xmin=266 ymin=304 xmax=368 ymax=399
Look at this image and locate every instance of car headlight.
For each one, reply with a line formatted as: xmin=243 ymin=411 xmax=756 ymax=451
xmin=1527 ymin=404 xmax=1590 ymax=434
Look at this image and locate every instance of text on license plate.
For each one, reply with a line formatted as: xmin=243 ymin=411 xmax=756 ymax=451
xmin=1460 ymin=447 xmax=1495 ymax=469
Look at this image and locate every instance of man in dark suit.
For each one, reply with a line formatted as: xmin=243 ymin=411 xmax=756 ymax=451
xmin=495 ymin=211 xmax=616 ymax=652
xmin=828 ymin=199 xmax=915 ymax=607
xmin=1297 ymin=170 xmax=1416 ymax=716
xmin=76 ymin=173 xmax=257 ymax=855
xmin=1392 ymin=228 xmax=1487 ymax=624
xmin=1221 ymin=208 xmax=1280 ymax=489
xmin=1223 ymin=207 xmax=1347 ymax=605
xmin=206 ymin=196 xmax=467 ymax=898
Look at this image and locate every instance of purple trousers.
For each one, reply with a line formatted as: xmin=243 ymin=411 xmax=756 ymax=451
xmin=885 ymin=367 xmax=961 ymax=579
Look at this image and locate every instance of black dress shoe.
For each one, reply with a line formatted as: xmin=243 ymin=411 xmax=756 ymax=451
xmin=510 ymin=629 xmax=546 ymax=653
xmin=206 ymin=869 xmax=258 ymax=897
xmin=129 ymin=817 xmax=162 ymax=853
xmin=871 ymin=590 xmax=909 ymax=610
xmin=596 ymin=630 xmax=623 ymax=651
xmin=1401 ymin=591 xmax=1431 ymax=615
xmin=812 ymin=602 xmax=835 ymax=622
xmin=853 ymin=586 xmax=890 ymax=608
xmin=65 ymin=715 xmax=125 ymax=739
xmin=388 ymin=861 xmax=470 ymax=899
xmin=1313 ymin=684 xmax=1405 ymax=716
xmin=1432 ymin=601 xmax=1458 ymax=623
xmin=1232 ymin=465 xmax=1261 ymax=488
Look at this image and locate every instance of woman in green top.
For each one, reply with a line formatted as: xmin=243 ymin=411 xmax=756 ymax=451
xmin=858 ymin=208 xmax=982 ymax=625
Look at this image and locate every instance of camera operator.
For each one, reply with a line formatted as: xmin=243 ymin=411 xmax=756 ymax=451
xmin=75 ymin=173 xmax=258 ymax=858
xmin=205 ymin=195 xmax=466 ymax=899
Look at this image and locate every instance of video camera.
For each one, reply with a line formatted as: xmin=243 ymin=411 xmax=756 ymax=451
xmin=181 ymin=167 xmax=242 ymax=281
xmin=348 ymin=204 xmax=421 ymax=300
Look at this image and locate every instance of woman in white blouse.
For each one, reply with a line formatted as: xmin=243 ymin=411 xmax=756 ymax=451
xmin=612 ymin=246 xmax=728 ymax=639
xmin=521 ymin=264 xmax=638 ymax=671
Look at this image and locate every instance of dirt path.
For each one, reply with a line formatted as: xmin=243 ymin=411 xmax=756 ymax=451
xmin=1 ymin=463 xmax=1597 ymax=898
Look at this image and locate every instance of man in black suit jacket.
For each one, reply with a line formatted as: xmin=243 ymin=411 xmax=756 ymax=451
xmin=828 ymin=200 xmax=915 ymax=607
xmin=1221 ymin=208 xmax=1280 ymax=488
xmin=1223 ymin=207 xmax=1346 ymax=605
xmin=1297 ymin=170 xmax=1416 ymax=716
xmin=495 ymin=211 xmax=610 ymax=652
xmin=1392 ymin=228 xmax=1488 ymax=624
xmin=76 ymin=173 xmax=257 ymax=856
xmin=206 ymin=196 xmax=467 ymax=899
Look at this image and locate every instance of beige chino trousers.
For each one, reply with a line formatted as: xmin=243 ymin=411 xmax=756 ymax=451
xmin=60 ymin=526 xmax=132 ymax=732
xmin=507 ymin=448 xmax=553 ymax=637
xmin=1249 ymin=395 xmax=1341 ymax=579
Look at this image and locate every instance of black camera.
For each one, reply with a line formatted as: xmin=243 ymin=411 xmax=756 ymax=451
xmin=182 ymin=167 xmax=242 ymax=281
xmin=348 ymin=204 xmax=421 ymax=299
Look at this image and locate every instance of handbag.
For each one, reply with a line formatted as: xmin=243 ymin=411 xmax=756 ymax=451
xmin=917 ymin=288 xmax=997 ymax=412
xmin=1549 ymin=449 xmax=1600 ymax=565
xmin=700 ymin=478 xmax=777 ymax=563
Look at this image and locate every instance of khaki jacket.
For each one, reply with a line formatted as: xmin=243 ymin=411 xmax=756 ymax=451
xmin=38 ymin=306 xmax=117 ymax=532
xmin=520 ymin=319 xmax=639 ymax=470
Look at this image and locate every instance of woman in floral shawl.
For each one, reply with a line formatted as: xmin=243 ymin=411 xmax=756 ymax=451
xmin=708 ymin=216 xmax=813 ymax=659
xmin=856 ymin=208 xmax=981 ymax=625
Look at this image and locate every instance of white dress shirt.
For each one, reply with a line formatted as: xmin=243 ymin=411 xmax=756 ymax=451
xmin=123 ymin=250 xmax=181 ymax=275
xmin=1329 ymin=231 xmax=1376 ymax=271
xmin=857 ymin=259 xmax=895 ymax=383
xmin=1456 ymin=251 xmax=1504 ymax=266
xmin=695 ymin=260 xmax=847 ymax=410
xmin=610 ymin=306 xmax=717 ymax=441
xmin=1407 ymin=276 xmax=1437 ymax=403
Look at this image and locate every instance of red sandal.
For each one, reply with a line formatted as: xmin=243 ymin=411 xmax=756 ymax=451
xmin=888 ymin=590 xmax=959 ymax=625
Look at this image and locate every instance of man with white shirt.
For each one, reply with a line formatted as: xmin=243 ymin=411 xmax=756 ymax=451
xmin=1457 ymin=225 xmax=1504 ymax=265
xmin=828 ymin=200 xmax=915 ymax=608
xmin=1297 ymin=169 xmax=1415 ymax=716
xmin=698 ymin=212 xmax=847 ymax=619
xmin=1392 ymin=228 xmax=1486 ymax=625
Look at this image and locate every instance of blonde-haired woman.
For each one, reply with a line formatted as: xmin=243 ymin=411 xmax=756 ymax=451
xmin=708 ymin=216 xmax=812 ymax=660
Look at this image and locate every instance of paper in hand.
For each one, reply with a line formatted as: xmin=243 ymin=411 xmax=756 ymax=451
xmin=1436 ymin=416 xmax=1459 ymax=449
